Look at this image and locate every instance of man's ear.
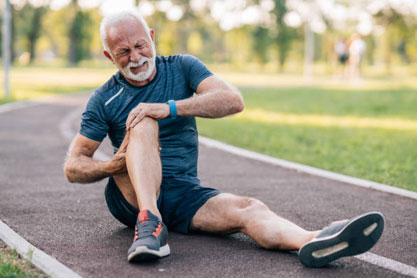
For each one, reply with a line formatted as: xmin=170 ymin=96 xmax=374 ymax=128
xmin=103 ymin=50 xmax=114 ymax=64
xmin=150 ymin=29 xmax=155 ymax=43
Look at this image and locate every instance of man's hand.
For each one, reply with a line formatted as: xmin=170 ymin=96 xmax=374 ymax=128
xmin=106 ymin=131 xmax=130 ymax=174
xmin=126 ymin=103 xmax=170 ymax=130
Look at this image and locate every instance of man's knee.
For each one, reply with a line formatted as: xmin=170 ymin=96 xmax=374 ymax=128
xmin=226 ymin=195 xmax=269 ymax=227
xmin=233 ymin=196 xmax=268 ymax=212
xmin=129 ymin=117 xmax=159 ymax=138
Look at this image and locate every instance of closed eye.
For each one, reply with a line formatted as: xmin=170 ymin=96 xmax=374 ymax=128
xmin=117 ymin=49 xmax=129 ymax=56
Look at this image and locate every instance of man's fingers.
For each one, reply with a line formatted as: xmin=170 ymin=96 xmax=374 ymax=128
xmin=119 ymin=138 xmax=129 ymax=152
xmin=126 ymin=114 xmax=134 ymax=130
xmin=129 ymin=113 xmax=145 ymax=129
xmin=126 ymin=109 xmax=141 ymax=130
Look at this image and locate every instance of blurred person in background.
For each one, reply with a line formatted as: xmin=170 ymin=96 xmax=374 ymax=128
xmin=347 ymin=33 xmax=366 ymax=81
xmin=334 ymin=38 xmax=349 ymax=79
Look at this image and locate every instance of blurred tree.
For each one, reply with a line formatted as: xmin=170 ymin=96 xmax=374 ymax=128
xmin=364 ymin=36 xmax=375 ymax=65
xmin=67 ymin=0 xmax=93 ymax=65
xmin=18 ymin=3 xmax=48 ymax=63
xmin=11 ymin=4 xmax=18 ymax=62
xmin=373 ymin=6 xmax=417 ymax=73
xmin=252 ymin=26 xmax=271 ymax=65
xmin=174 ymin=0 xmax=195 ymax=53
xmin=394 ymin=18 xmax=415 ymax=64
xmin=272 ymin=0 xmax=294 ymax=71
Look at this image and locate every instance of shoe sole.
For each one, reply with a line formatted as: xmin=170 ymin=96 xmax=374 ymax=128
xmin=298 ymin=212 xmax=385 ymax=268
xmin=128 ymin=244 xmax=170 ymax=262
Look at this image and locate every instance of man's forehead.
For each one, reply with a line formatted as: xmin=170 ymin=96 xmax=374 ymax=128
xmin=107 ymin=18 xmax=148 ymax=45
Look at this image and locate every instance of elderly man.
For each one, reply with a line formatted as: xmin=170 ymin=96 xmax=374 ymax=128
xmin=64 ymin=10 xmax=384 ymax=267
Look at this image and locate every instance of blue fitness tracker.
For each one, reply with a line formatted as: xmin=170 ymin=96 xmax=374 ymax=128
xmin=167 ymin=100 xmax=177 ymax=118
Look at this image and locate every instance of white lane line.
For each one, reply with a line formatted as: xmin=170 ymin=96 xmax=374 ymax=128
xmin=199 ymin=136 xmax=417 ymax=201
xmin=0 ymin=100 xmax=39 ymax=113
xmin=356 ymin=253 xmax=417 ymax=278
xmin=0 ymin=220 xmax=82 ymax=278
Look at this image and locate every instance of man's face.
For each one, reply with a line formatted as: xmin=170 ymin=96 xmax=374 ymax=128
xmin=105 ymin=19 xmax=156 ymax=85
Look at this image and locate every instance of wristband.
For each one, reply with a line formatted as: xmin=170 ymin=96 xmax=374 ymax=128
xmin=167 ymin=100 xmax=177 ymax=118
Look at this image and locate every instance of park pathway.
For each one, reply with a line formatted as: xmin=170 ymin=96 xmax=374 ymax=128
xmin=0 ymin=93 xmax=416 ymax=278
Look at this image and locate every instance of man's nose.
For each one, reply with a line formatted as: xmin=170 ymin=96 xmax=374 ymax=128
xmin=130 ymin=49 xmax=141 ymax=63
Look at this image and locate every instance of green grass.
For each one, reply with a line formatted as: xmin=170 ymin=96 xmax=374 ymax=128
xmin=241 ymin=87 xmax=417 ymax=119
xmin=0 ymin=241 xmax=47 ymax=278
xmin=198 ymin=84 xmax=417 ymax=192
xmin=0 ymin=66 xmax=115 ymax=103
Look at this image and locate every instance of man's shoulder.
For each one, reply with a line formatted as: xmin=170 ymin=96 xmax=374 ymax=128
xmin=157 ymin=55 xmax=207 ymax=80
xmin=93 ymin=72 xmax=124 ymax=103
xmin=157 ymin=54 xmax=200 ymax=66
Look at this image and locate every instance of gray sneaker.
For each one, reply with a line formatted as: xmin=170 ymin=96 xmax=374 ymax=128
xmin=127 ymin=210 xmax=170 ymax=262
xmin=298 ymin=211 xmax=384 ymax=267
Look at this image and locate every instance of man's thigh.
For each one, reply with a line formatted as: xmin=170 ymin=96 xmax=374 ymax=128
xmin=190 ymin=193 xmax=256 ymax=234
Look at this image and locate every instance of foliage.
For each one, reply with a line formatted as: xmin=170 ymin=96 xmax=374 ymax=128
xmin=68 ymin=1 xmax=94 ymax=65
xmin=252 ymin=26 xmax=271 ymax=65
xmin=273 ymin=0 xmax=295 ymax=69
xmin=1 ymin=0 xmax=417 ymax=71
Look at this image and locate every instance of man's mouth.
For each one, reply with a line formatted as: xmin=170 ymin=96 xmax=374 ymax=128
xmin=130 ymin=62 xmax=147 ymax=71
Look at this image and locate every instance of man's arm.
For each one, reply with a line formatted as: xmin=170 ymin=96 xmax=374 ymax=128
xmin=64 ymin=133 xmax=128 ymax=183
xmin=177 ymin=75 xmax=244 ymax=118
xmin=125 ymin=75 xmax=244 ymax=129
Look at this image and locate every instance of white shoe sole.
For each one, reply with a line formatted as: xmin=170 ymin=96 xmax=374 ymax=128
xmin=298 ymin=212 xmax=385 ymax=267
xmin=128 ymin=244 xmax=170 ymax=262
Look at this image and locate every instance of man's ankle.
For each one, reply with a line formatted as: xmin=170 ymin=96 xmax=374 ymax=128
xmin=139 ymin=208 xmax=162 ymax=221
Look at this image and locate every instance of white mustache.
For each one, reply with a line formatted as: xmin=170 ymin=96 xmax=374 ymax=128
xmin=127 ymin=57 xmax=150 ymax=68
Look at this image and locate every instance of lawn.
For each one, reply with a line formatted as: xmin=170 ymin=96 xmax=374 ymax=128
xmin=0 ymin=66 xmax=115 ymax=103
xmin=197 ymin=81 xmax=417 ymax=192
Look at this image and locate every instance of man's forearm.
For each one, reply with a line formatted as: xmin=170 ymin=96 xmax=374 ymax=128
xmin=64 ymin=155 xmax=111 ymax=184
xmin=176 ymin=89 xmax=244 ymax=119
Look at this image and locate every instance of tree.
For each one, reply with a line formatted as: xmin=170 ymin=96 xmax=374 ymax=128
xmin=67 ymin=0 xmax=92 ymax=65
xmin=273 ymin=0 xmax=294 ymax=71
xmin=252 ymin=26 xmax=271 ymax=65
xmin=19 ymin=3 xmax=48 ymax=63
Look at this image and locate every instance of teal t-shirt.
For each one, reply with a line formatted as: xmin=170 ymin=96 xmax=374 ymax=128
xmin=79 ymin=55 xmax=213 ymax=178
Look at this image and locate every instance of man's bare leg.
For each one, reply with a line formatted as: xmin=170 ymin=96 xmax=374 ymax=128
xmin=191 ymin=193 xmax=384 ymax=267
xmin=110 ymin=117 xmax=169 ymax=261
xmin=114 ymin=117 xmax=162 ymax=219
xmin=191 ymin=193 xmax=318 ymax=250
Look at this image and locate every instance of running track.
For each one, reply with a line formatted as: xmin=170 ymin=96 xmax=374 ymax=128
xmin=0 ymin=93 xmax=416 ymax=277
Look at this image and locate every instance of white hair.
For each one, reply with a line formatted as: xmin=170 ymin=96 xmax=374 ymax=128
xmin=100 ymin=9 xmax=151 ymax=52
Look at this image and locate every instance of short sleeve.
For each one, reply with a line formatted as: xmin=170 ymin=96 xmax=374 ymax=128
xmin=79 ymin=91 xmax=109 ymax=142
xmin=180 ymin=55 xmax=213 ymax=92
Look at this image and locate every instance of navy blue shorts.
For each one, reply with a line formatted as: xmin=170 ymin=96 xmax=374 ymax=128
xmin=104 ymin=176 xmax=220 ymax=234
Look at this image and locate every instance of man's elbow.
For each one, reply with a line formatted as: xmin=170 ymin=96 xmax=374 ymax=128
xmin=63 ymin=162 xmax=76 ymax=183
xmin=232 ymin=93 xmax=244 ymax=113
